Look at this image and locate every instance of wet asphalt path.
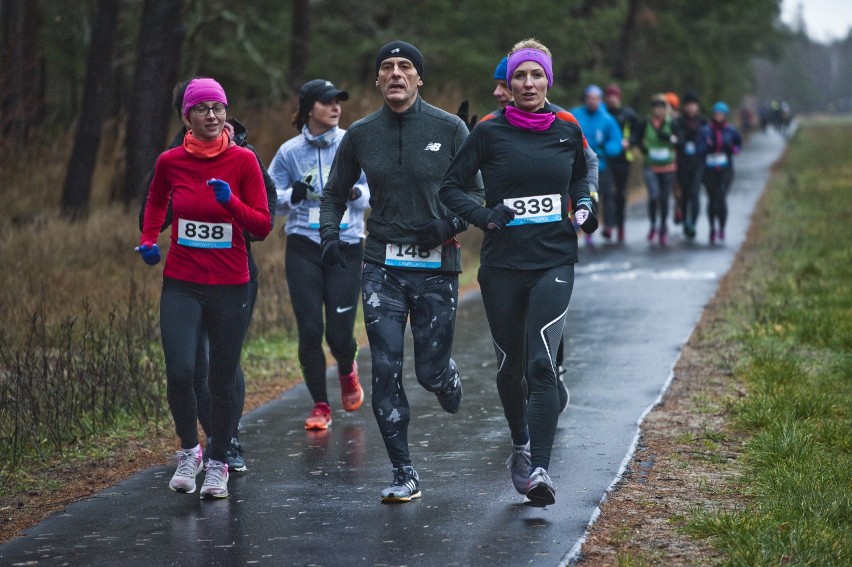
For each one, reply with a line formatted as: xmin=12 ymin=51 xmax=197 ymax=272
xmin=0 ymin=130 xmax=786 ymax=566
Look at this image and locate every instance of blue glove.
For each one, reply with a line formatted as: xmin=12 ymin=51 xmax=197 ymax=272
xmin=207 ymin=178 xmax=231 ymax=204
xmin=135 ymin=243 xmax=161 ymax=266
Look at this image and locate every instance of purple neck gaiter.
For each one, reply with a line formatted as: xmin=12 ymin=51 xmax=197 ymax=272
xmin=504 ymin=104 xmax=556 ymax=132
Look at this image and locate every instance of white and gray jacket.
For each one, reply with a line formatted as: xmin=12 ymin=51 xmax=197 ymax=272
xmin=269 ymin=125 xmax=369 ymax=245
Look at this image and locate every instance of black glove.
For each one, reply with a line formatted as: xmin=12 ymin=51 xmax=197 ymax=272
xmin=575 ymin=204 xmax=598 ymax=234
xmin=413 ymin=219 xmax=455 ymax=249
xmin=291 ymin=175 xmax=313 ymax=205
xmin=349 ymin=187 xmax=362 ymax=201
xmin=456 ymin=100 xmax=478 ymax=132
xmin=321 ymin=238 xmax=349 ymax=267
xmin=482 ymin=204 xmax=516 ymax=231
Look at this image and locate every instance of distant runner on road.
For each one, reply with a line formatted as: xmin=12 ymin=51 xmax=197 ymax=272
xmin=700 ymin=101 xmax=742 ymax=244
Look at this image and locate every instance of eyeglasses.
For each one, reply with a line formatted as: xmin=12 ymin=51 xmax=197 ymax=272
xmin=190 ymin=104 xmax=227 ymax=116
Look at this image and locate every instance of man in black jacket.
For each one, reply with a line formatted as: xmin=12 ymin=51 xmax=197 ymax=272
xmin=320 ymin=40 xmax=484 ymax=503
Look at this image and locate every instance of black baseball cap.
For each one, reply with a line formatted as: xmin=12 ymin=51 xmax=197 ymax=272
xmin=298 ymin=79 xmax=349 ymax=116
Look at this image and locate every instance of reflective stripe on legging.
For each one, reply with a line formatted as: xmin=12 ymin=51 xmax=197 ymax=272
xmin=478 ymin=264 xmax=574 ymax=471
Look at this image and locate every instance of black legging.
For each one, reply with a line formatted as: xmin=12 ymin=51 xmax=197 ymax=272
xmin=285 ymin=235 xmax=363 ymax=404
xmin=361 ymin=263 xmax=458 ymax=468
xmin=478 ymin=264 xmax=574 ymax=471
xmin=609 ymin=161 xmax=631 ymax=229
xmin=160 ymin=278 xmax=251 ymax=463
xmin=677 ymin=159 xmax=704 ymax=229
xmin=704 ymin=166 xmax=734 ymax=231
xmin=598 ymin=168 xmax=616 ymax=228
xmin=644 ymin=169 xmax=675 ymax=234
xmin=191 ymin=274 xmax=256 ymax=441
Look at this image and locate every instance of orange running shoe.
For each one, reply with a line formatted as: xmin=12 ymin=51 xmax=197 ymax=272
xmin=304 ymin=402 xmax=332 ymax=430
xmin=339 ymin=362 xmax=364 ymax=412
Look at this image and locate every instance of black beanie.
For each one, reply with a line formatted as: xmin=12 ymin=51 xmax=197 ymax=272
xmin=375 ymin=40 xmax=424 ymax=78
xmin=683 ymin=90 xmax=700 ymax=105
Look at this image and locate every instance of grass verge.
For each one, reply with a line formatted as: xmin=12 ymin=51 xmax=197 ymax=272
xmin=681 ymin=122 xmax=851 ymax=565
xmin=578 ymin=121 xmax=851 ymax=566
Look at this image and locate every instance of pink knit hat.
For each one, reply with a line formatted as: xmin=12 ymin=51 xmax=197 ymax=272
xmin=182 ymin=78 xmax=228 ymax=118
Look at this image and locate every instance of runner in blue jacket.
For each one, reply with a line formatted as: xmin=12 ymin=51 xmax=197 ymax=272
xmin=571 ymin=85 xmax=622 ymax=244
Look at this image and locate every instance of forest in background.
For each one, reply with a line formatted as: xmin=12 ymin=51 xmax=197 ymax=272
xmin=2 ymin=0 xmax=851 ymax=218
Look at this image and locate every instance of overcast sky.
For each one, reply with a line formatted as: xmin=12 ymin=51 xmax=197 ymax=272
xmin=781 ymin=0 xmax=852 ymax=42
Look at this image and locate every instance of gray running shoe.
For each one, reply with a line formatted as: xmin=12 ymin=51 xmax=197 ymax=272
xmin=506 ymin=442 xmax=531 ymax=494
xmin=557 ymin=366 xmax=570 ymax=414
xmin=526 ymin=467 xmax=556 ymax=506
xmin=168 ymin=446 xmax=203 ymax=493
xmin=381 ymin=466 xmax=421 ymax=503
xmin=199 ymin=460 xmax=229 ymax=499
xmin=436 ymin=359 xmax=463 ymax=414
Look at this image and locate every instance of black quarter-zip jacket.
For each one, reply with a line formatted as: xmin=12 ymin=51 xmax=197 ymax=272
xmin=439 ymin=112 xmax=591 ymax=270
xmin=320 ymin=96 xmax=484 ymax=272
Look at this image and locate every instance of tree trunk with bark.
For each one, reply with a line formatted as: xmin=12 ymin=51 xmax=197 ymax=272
xmin=1 ymin=0 xmax=43 ymax=144
xmin=287 ymin=0 xmax=310 ymax=94
xmin=122 ymin=0 xmax=185 ymax=208
xmin=613 ymin=0 xmax=640 ymax=80
xmin=60 ymin=0 xmax=120 ymax=219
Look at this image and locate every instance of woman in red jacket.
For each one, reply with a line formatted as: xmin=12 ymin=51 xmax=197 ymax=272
xmin=137 ymin=78 xmax=271 ymax=499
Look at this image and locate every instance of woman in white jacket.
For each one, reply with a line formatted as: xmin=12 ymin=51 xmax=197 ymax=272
xmin=269 ymin=79 xmax=370 ymax=430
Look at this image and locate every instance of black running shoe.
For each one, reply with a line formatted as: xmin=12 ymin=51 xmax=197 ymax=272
xmin=436 ymin=359 xmax=462 ymax=414
xmin=381 ymin=465 xmax=421 ymax=503
xmin=226 ymin=437 xmax=247 ymax=473
xmin=557 ymin=366 xmax=570 ymax=414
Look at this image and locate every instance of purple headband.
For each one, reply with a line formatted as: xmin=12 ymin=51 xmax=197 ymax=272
xmin=182 ymin=78 xmax=228 ymax=118
xmin=506 ymin=48 xmax=553 ymax=88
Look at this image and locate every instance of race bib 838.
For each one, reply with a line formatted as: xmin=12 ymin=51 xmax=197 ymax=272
xmin=177 ymin=219 xmax=233 ymax=249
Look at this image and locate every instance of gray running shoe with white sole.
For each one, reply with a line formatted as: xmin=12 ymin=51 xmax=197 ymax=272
xmin=526 ymin=466 xmax=556 ymax=506
xmin=381 ymin=466 xmax=421 ymax=503
xmin=199 ymin=460 xmax=229 ymax=499
xmin=169 ymin=446 xmax=203 ymax=494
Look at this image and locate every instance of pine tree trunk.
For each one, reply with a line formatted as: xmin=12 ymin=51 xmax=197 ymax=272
xmin=121 ymin=0 xmax=185 ymax=208
xmin=613 ymin=0 xmax=640 ymax=80
xmin=287 ymin=0 xmax=310 ymax=94
xmin=60 ymin=0 xmax=120 ymax=220
xmin=1 ymin=0 xmax=43 ymax=144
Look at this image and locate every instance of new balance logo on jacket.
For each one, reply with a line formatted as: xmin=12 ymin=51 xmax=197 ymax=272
xmin=424 ymin=142 xmax=442 ymax=151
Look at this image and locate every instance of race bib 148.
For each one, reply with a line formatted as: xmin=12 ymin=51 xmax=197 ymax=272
xmin=385 ymin=243 xmax=441 ymax=269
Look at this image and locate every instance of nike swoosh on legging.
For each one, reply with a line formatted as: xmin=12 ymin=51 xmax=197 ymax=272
xmin=336 ymin=305 xmax=354 ymax=313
